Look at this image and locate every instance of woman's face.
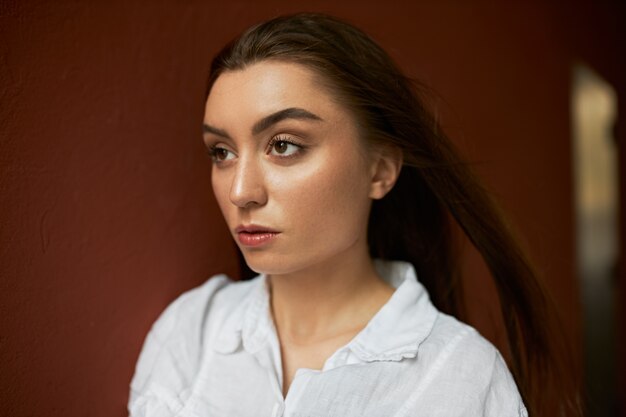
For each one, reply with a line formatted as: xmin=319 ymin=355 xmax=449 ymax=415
xmin=203 ymin=61 xmax=378 ymax=275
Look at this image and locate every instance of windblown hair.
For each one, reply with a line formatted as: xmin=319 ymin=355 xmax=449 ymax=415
xmin=206 ymin=12 xmax=581 ymax=416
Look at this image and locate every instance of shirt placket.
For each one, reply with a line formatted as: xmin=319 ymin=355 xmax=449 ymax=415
xmin=283 ymin=369 xmax=316 ymax=416
xmin=255 ymin=318 xmax=319 ymax=416
xmin=249 ymin=336 xmax=285 ymax=417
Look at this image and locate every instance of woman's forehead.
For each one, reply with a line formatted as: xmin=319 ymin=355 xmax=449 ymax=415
xmin=209 ymin=62 xmax=323 ymax=103
xmin=204 ymin=61 xmax=349 ymax=130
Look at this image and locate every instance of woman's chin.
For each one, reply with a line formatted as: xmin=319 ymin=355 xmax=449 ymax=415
xmin=242 ymin=252 xmax=315 ymax=277
xmin=242 ymin=254 xmax=289 ymax=276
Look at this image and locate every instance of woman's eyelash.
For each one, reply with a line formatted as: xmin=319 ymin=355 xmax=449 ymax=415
xmin=207 ymin=144 xmax=219 ymax=158
xmin=207 ymin=144 xmax=231 ymax=162
xmin=206 ymin=135 xmax=306 ymax=162
xmin=266 ymin=135 xmax=306 ymax=156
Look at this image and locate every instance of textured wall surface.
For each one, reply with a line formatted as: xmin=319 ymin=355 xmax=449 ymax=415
xmin=0 ymin=2 xmax=241 ymax=415
xmin=1 ymin=1 xmax=624 ymax=416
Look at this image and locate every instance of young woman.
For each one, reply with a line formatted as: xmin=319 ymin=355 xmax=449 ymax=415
xmin=129 ymin=13 xmax=579 ymax=416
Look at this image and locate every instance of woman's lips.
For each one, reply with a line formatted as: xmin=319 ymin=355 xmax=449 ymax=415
xmin=235 ymin=225 xmax=280 ymax=247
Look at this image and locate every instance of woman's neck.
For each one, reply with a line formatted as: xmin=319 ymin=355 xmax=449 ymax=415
xmin=267 ymin=245 xmax=394 ymax=345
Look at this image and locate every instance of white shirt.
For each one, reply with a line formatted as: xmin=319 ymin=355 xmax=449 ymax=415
xmin=129 ymin=260 xmax=528 ymax=417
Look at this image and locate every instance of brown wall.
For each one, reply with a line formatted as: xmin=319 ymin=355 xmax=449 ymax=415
xmin=1 ymin=1 xmax=624 ymax=416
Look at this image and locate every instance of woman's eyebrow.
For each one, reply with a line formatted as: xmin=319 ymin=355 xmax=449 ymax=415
xmin=202 ymin=124 xmax=229 ymax=138
xmin=251 ymin=107 xmax=323 ymax=135
xmin=203 ymin=107 xmax=323 ymax=139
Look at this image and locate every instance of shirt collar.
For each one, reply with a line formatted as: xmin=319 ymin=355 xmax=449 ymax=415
xmin=212 ymin=275 xmax=272 ymax=354
xmin=212 ymin=260 xmax=439 ymax=362
xmin=347 ymin=259 xmax=438 ymax=362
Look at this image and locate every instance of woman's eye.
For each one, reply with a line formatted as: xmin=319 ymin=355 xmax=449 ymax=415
xmin=269 ymin=140 xmax=301 ymax=157
xmin=209 ymin=146 xmax=235 ymax=162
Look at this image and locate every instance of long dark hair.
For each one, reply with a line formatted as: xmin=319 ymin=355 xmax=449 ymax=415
xmin=206 ymin=12 xmax=580 ymax=416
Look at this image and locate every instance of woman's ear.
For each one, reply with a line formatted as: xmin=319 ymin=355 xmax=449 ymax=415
xmin=368 ymin=146 xmax=403 ymax=200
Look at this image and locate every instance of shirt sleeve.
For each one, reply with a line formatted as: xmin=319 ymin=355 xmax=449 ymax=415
xmin=127 ymin=275 xmax=231 ymax=417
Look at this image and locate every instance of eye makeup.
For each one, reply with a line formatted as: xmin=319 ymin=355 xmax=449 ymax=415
xmin=266 ymin=135 xmax=307 ymax=158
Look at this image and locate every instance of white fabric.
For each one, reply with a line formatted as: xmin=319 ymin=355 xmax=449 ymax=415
xmin=129 ymin=260 xmax=528 ymax=417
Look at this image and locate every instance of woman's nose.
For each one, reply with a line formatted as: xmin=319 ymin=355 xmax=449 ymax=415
xmin=229 ymin=157 xmax=268 ymax=208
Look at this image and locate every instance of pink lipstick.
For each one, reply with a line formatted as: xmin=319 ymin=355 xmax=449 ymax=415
xmin=235 ymin=225 xmax=280 ymax=247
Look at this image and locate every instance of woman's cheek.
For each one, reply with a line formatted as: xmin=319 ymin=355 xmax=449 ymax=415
xmin=283 ymin=157 xmax=368 ymax=238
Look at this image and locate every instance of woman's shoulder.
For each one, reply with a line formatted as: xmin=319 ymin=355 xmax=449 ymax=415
xmin=411 ymin=312 xmax=527 ymax=416
xmin=419 ymin=311 xmax=508 ymax=378
xmin=148 ymin=273 xmax=261 ymax=341
xmin=129 ymin=273 xmax=262 ymax=409
xmin=424 ymin=312 xmax=497 ymax=361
